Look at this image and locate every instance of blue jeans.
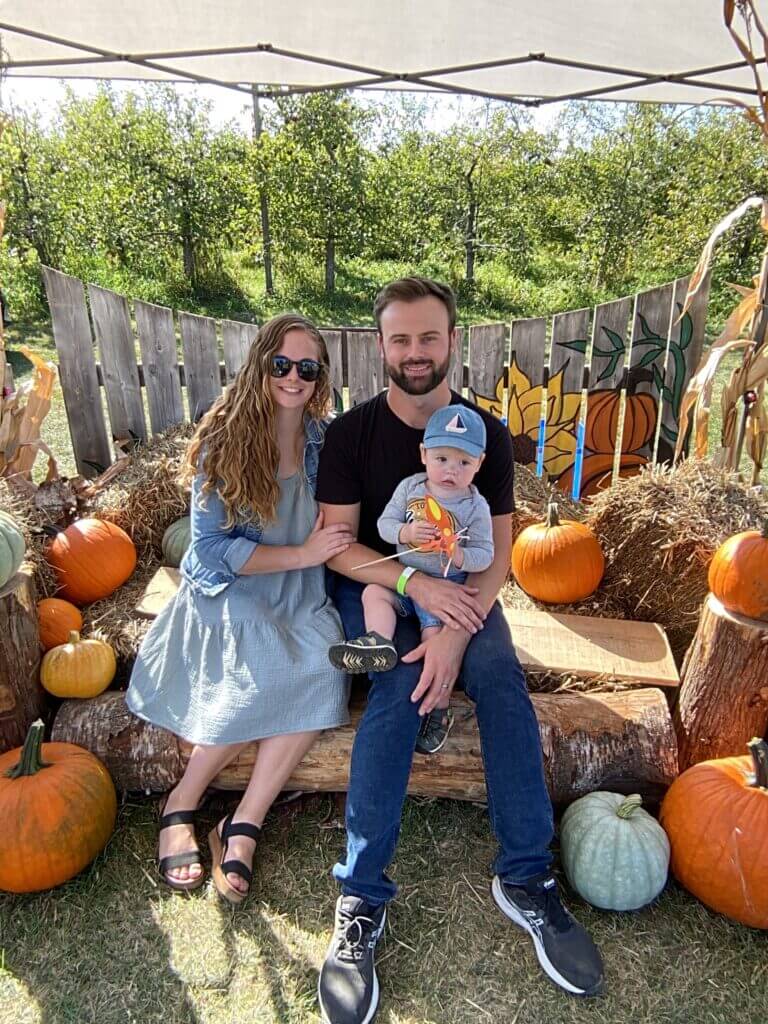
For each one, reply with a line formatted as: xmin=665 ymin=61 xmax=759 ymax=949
xmin=329 ymin=574 xmax=554 ymax=906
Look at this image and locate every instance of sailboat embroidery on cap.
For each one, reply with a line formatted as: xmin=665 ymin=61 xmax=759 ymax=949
xmin=445 ymin=413 xmax=467 ymax=433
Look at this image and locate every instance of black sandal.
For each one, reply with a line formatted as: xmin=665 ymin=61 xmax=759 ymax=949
xmin=157 ymin=809 xmax=206 ymax=892
xmin=208 ymin=813 xmax=261 ymax=905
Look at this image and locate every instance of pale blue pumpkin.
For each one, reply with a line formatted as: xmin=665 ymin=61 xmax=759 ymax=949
xmin=0 ymin=510 xmax=25 ymax=588
xmin=161 ymin=516 xmax=191 ymax=567
xmin=560 ymin=791 xmax=670 ymax=911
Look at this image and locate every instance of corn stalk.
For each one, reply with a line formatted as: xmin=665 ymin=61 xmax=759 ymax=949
xmin=674 ymin=2 xmax=768 ymax=484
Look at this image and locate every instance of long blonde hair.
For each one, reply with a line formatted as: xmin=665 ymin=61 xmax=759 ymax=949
xmin=180 ymin=313 xmax=331 ymax=528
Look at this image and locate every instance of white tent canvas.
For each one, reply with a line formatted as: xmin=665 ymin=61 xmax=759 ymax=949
xmin=0 ymin=1 xmax=761 ymax=106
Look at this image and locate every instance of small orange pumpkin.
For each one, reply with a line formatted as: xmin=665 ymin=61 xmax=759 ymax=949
xmin=660 ymin=738 xmax=768 ymax=929
xmin=46 ymin=518 xmax=136 ymax=605
xmin=511 ymin=501 xmax=605 ymax=604
xmin=707 ymin=521 xmax=768 ymax=622
xmin=37 ymin=597 xmax=83 ymax=651
xmin=0 ymin=720 xmax=117 ymax=893
xmin=40 ymin=631 xmax=116 ymax=698
xmin=585 ymin=391 xmax=656 ymax=454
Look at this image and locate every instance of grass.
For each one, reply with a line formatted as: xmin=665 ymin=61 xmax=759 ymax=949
xmin=1 ymin=796 xmax=766 ymax=1024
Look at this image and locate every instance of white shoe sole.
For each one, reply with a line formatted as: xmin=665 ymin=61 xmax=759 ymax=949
xmin=317 ymin=909 xmax=386 ymax=1024
xmin=491 ymin=876 xmax=601 ymax=997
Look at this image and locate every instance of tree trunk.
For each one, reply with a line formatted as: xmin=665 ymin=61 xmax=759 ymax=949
xmin=674 ymin=594 xmax=768 ymax=770
xmin=465 ymin=195 xmax=477 ymax=286
xmin=325 ymin=235 xmax=335 ymax=294
xmin=0 ymin=567 xmax=46 ymax=754
xmin=182 ymin=231 xmax=196 ymax=287
xmin=251 ymin=86 xmax=274 ymax=296
xmin=53 ymin=688 xmax=678 ymax=803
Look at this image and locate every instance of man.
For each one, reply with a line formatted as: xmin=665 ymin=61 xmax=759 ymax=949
xmin=316 ymin=277 xmax=603 ymax=1024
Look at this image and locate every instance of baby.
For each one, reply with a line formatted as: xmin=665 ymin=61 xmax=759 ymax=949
xmin=329 ymin=404 xmax=494 ymax=754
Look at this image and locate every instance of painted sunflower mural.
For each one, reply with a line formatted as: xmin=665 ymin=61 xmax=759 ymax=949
xmin=473 ymin=358 xmax=581 ymax=478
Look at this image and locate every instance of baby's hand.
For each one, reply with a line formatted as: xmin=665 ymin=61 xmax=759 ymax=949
xmin=400 ymin=520 xmax=440 ymax=546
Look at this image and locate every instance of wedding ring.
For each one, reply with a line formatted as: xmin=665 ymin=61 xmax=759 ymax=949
xmin=440 ymin=684 xmax=449 ymax=690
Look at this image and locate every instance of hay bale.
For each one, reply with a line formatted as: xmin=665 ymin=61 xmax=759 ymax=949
xmin=80 ymin=555 xmax=160 ymax=663
xmin=89 ymin=425 xmax=193 ymax=559
xmin=0 ymin=478 xmax=58 ymax=597
xmin=512 ymin=465 xmax=582 ymax=544
xmin=584 ymin=460 xmax=768 ymax=662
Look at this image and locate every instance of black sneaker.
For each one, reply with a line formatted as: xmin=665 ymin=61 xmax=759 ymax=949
xmin=414 ymin=707 xmax=454 ymax=754
xmin=491 ymin=873 xmax=604 ymax=997
xmin=329 ymin=632 xmax=398 ymax=674
xmin=318 ymin=895 xmax=387 ymax=1024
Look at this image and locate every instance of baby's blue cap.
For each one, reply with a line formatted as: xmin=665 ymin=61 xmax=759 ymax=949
xmin=423 ymin=404 xmax=486 ymax=458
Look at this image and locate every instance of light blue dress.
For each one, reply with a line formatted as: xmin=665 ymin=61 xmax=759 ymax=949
xmin=126 ymin=472 xmax=350 ymax=745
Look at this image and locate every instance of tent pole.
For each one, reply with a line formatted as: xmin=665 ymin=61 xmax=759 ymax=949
xmin=252 ymin=86 xmax=274 ymax=297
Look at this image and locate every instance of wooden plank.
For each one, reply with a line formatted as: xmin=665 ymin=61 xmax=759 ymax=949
xmin=42 ymin=266 xmax=112 ymax=477
xmin=447 ymin=326 xmax=465 ymax=394
xmin=134 ymin=300 xmax=185 ymax=434
xmin=135 ymin=566 xmax=678 ymax=685
xmin=658 ymin=272 xmax=711 ymax=464
xmin=347 ymin=329 xmax=384 ymax=407
xmin=589 ymin=296 xmax=633 ymax=393
xmin=321 ymin=329 xmax=344 ymax=414
xmin=135 ymin=565 xmax=181 ymax=618
xmin=507 ymin=317 xmax=548 ymax=471
xmin=549 ymin=308 xmax=591 ymax=394
xmin=179 ymin=312 xmax=222 ymax=422
xmin=625 ymin=281 xmax=676 ymax=464
xmin=88 ymin=284 xmax=147 ymax=447
xmin=507 ymin=607 xmax=679 ymax=687
xmin=548 ymin=309 xmax=591 ymax=491
xmin=468 ymin=323 xmax=507 ymax=413
xmin=222 ymin=320 xmax=258 ymax=383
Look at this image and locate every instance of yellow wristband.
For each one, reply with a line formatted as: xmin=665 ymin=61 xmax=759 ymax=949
xmin=396 ymin=566 xmax=417 ymax=596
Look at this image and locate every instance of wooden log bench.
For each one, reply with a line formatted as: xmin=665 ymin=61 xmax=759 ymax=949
xmin=50 ymin=565 xmax=680 ymax=801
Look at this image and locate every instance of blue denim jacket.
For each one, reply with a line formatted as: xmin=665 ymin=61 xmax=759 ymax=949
xmin=180 ymin=416 xmax=326 ymax=596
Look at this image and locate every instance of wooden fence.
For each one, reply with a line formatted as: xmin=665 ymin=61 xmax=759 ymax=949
xmin=41 ymin=266 xmax=711 ymax=499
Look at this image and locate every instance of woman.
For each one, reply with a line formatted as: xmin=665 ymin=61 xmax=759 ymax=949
xmin=126 ymin=313 xmax=354 ymax=903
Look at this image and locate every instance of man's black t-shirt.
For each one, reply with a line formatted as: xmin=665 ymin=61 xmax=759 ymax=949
xmin=316 ymin=391 xmax=515 ymax=556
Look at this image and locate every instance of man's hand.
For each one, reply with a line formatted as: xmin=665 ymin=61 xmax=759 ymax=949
xmin=402 ymin=627 xmax=470 ymax=715
xmin=407 ymin=573 xmax=486 ymax=633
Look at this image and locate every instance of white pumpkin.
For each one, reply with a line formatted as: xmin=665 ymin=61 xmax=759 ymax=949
xmin=560 ymin=791 xmax=670 ymax=911
xmin=0 ymin=510 xmax=26 ymax=588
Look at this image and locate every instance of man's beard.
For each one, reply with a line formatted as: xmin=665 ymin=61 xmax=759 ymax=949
xmin=385 ymin=353 xmax=452 ymax=395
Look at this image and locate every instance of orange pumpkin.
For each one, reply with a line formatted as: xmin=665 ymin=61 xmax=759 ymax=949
xmin=0 ymin=720 xmax=117 ymax=893
xmin=511 ymin=501 xmax=605 ymax=604
xmin=557 ymin=452 xmax=646 ymax=498
xmin=585 ymin=390 xmax=656 ymax=453
xmin=660 ymin=738 xmax=768 ymax=929
xmin=46 ymin=518 xmax=137 ymax=605
xmin=707 ymin=522 xmax=768 ymax=622
xmin=37 ymin=597 xmax=83 ymax=651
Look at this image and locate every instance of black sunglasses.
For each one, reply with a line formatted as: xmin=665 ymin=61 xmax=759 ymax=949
xmin=270 ymin=355 xmax=323 ymax=382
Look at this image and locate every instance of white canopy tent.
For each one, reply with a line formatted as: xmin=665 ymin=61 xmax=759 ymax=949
xmin=0 ymin=1 xmax=762 ymax=107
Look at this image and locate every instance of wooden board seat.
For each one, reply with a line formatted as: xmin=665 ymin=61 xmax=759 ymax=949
xmin=135 ymin=566 xmax=679 ymax=687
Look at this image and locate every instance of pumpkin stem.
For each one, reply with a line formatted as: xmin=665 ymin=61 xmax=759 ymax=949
xmin=68 ymin=630 xmax=81 ymax=644
xmin=5 ymin=719 xmax=51 ymax=778
xmin=546 ymin=502 xmax=561 ymax=529
xmin=616 ymin=793 xmax=644 ymax=818
xmin=761 ymin=520 xmax=768 ymax=540
xmin=748 ymin=737 xmax=768 ymax=789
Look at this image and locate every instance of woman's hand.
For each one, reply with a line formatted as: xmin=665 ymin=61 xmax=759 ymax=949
xmin=407 ymin=573 xmax=486 ymax=633
xmin=399 ymin=520 xmax=439 ymax=546
xmin=300 ymin=510 xmax=355 ymax=568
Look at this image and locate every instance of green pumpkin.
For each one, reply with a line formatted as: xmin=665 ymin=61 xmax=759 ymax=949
xmin=161 ymin=516 xmax=191 ymax=567
xmin=0 ymin=511 xmax=26 ymax=588
xmin=560 ymin=792 xmax=670 ymax=911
